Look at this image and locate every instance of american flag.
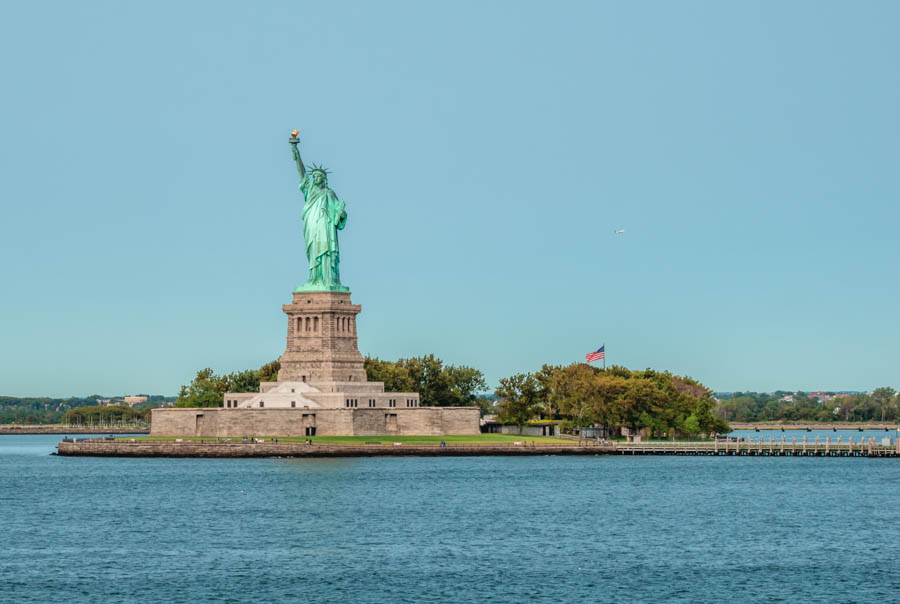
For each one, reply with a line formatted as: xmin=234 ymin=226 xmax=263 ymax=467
xmin=585 ymin=346 xmax=605 ymax=363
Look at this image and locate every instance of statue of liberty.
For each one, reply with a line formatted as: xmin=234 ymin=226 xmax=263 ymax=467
xmin=289 ymin=130 xmax=349 ymax=292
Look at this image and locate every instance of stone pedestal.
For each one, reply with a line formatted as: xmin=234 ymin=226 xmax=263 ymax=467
xmin=277 ymin=291 xmax=367 ymax=383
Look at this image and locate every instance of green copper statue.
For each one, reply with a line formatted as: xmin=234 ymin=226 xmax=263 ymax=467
xmin=289 ymin=130 xmax=349 ymax=292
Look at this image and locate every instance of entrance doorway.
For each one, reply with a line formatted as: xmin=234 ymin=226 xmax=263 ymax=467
xmin=302 ymin=413 xmax=316 ymax=437
xmin=195 ymin=413 xmax=213 ymax=436
xmin=385 ymin=413 xmax=398 ymax=433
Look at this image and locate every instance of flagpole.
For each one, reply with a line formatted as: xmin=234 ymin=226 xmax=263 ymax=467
xmin=603 ymin=343 xmax=606 ymax=370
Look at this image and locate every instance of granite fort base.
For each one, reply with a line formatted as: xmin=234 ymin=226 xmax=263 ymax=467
xmin=151 ymin=290 xmax=480 ymax=437
xmin=151 ymin=407 xmax=480 ymax=437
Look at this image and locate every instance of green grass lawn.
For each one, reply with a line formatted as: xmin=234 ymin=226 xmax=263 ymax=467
xmin=118 ymin=434 xmax=574 ymax=445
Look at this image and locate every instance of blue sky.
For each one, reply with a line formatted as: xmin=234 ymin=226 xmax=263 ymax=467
xmin=1 ymin=1 xmax=897 ymax=397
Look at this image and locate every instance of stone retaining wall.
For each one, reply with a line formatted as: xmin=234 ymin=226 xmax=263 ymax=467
xmin=56 ymin=441 xmax=614 ymax=458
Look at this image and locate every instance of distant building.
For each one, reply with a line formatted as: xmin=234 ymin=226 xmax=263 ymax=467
xmin=807 ymin=392 xmax=835 ymax=404
xmin=96 ymin=398 xmax=111 ymax=406
xmin=124 ymin=396 xmax=149 ymax=407
xmin=481 ymin=420 xmax=562 ymax=437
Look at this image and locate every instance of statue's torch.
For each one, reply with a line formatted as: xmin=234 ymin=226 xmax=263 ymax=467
xmin=289 ymin=129 xmax=300 ymax=145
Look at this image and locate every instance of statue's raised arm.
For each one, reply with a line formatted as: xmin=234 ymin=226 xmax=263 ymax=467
xmin=289 ymin=130 xmax=306 ymax=179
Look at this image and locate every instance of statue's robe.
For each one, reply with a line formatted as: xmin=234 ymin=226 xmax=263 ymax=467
xmin=299 ymin=174 xmax=347 ymax=286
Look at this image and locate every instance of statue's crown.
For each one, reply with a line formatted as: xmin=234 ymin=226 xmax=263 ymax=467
xmin=309 ymin=163 xmax=330 ymax=177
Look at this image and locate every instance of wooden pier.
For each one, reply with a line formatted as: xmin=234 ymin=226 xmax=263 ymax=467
xmin=618 ymin=436 xmax=900 ymax=457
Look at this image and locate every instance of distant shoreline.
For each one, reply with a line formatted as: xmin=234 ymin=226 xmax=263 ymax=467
xmin=728 ymin=422 xmax=900 ymax=431
xmin=0 ymin=425 xmax=149 ymax=435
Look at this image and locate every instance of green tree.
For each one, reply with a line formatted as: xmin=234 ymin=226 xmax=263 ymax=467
xmin=682 ymin=414 xmax=701 ymax=437
xmin=445 ymin=365 xmax=489 ymax=407
xmin=175 ymin=360 xmax=280 ymax=407
xmin=496 ymin=373 xmax=543 ymax=434
xmin=402 ymin=355 xmax=454 ymax=406
xmin=593 ymin=373 xmax=628 ymax=433
xmin=871 ymin=387 xmax=896 ymax=422
xmin=534 ymin=364 xmax=562 ymax=417
xmin=551 ymin=364 xmax=601 ymax=427
xmin=227 ymin=369 xmax=261 ymax=393
xmin=618 ymin=377 xmax=666 ymax=432
xmin=506 ymin=363 xmax=727 ymax=438
xmin=364 ymin=355 xmax=487 ymax=408
xmin=258 ymin=361 xmax=280 ymax=383
xmin=176 ymin=368 xmax=227 ymax=408
xmin=364 ymin=357 xmax=414 ymax=392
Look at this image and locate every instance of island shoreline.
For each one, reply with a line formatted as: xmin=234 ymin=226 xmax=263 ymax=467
xmin=55 ymin=439 xmax=900 ymax=458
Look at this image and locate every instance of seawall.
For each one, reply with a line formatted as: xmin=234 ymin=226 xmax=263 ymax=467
xmin=56 ymin=438 xmax=900 ymax=458
xmin=56 ymin=440 xmax=614 ymax=458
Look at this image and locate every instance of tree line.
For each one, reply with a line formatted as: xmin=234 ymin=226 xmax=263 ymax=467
xmin=168 ymin=355 xmax=900 ymax=431
xmin=173 ymin=356 xmax=730 ymax=438
xmin=0 ymin=395 xmax=173 ymax=425
xmin=496 ymin=363 xmax=729 ymax=436
xmin=364 ymin=355 xmax=489 ymax=410
xmin=174 ymin=355 xmax=489 ymax=410
xmin=174 ymin=361 xmax=280 ymax=407
xmin=715 ymin=388 xmax=900 ymax=423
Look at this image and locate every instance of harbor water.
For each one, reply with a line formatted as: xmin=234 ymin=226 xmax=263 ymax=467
xmin=1 ymin=434 xmax=899 ymax=603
